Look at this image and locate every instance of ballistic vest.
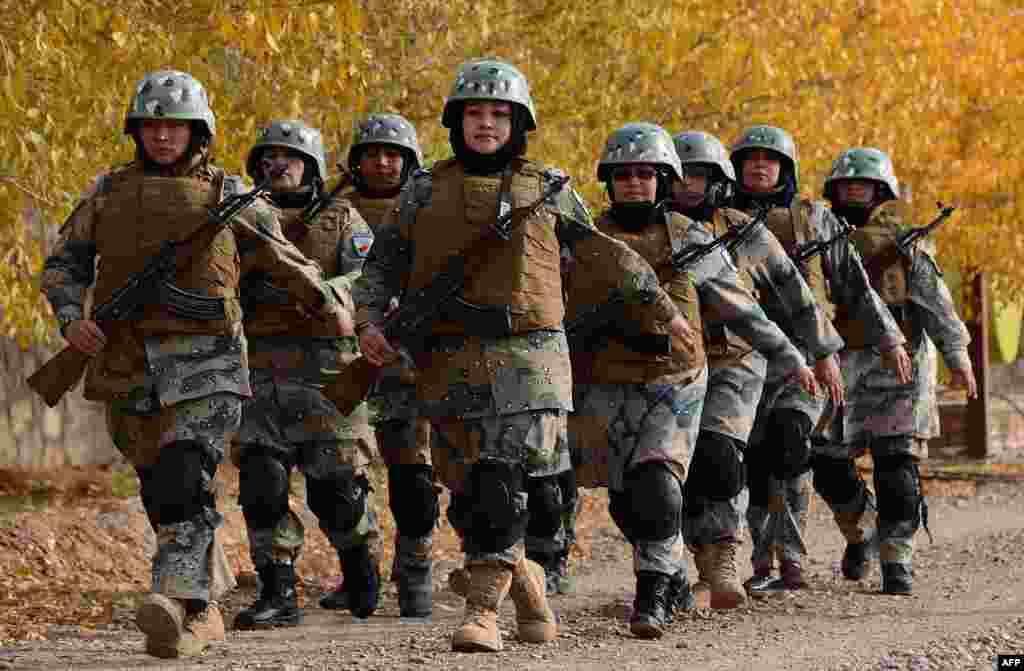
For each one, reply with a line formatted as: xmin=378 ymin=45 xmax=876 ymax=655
xmin=349 ymin=190 xmax=397 ymax=232
xmin=763 ymin=199 xmax=835 ymax=319
xmin=702 ymin=207 xmax=759 ymax=362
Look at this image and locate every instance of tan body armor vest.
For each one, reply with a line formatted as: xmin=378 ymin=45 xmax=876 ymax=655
xmin=244 ymin=200 xmax=350 ymax=338
xmin=92 ymin=166 xmax=240 ymax=335
xmin=702 ymin=208 xmax=758 ymax=361
xmin=405 ymin=158 xmax=564 ymax=336
xmin=349 ymin=190 xmax=397 ymax=233
xmin=834 ymin=200 xmax=914 ymax=347
xmin=591 ymin=211 xmax=704 ymax=383
xmin=763 ymin=200 xmax=835 ymax=319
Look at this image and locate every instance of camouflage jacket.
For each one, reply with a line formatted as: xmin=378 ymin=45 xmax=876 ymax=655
xmin=704 ymin=207 xmax=843 ymax=374
xmin=353 ymin=158 xmax=661 ymax=418
xmin=40 ymin=161 xmax=333 ymax=404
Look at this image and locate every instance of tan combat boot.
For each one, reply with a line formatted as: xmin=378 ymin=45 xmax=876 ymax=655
xmin=689 ymin=544 xmax=713 ymax=610
xmin=708 ymin=539 xmax=747 ymax=609
xmin=137 ymin=594 xmax=225 ymax=659
xmin=451 ymin=563 xmax=514 ymax=652
xmin=509 ymin=556 xmax=557 ymax=643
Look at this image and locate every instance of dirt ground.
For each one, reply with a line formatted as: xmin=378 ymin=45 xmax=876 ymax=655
xmin=1 ymin=464 xmax=1023 ymax=671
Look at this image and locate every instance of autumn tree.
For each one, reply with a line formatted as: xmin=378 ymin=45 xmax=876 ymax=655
xmin=2 ymin=0 xmax=1023 ymax=347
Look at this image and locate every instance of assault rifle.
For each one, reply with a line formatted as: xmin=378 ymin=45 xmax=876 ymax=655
xmin=27 ymin=172 xmax=279 ymax=407
xmin=325 ymin=174 xmax=572 ymax=415
xmin=790 ymin=217 xmax=854 ymax=266
xmin=896 ymin=202 xmax=956 ymax=251
xmin=565 ymin=215 xmax=762 ymax=355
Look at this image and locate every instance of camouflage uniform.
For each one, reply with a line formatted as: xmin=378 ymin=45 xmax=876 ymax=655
xmin=40 ymin=72 xmax=336 ymax=657
xmin=819 ymin=147 xmax=970 ymax=594
xmin=354 ymin=59 xmax=601 ymax=651
xmin=344 ymin=114 xmax=439 ymax=617
xmin=231 ymin=120 xmax=381 ymax=627
xmin=728 ymin=128 xmax=906 ymax=589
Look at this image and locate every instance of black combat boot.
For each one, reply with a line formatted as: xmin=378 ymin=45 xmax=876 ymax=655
xmin=233 ymin=562 xmax=301 ymax=629
xmin=318 ymin=577 xmax=349 ymax=610
xmin=666 ymin=568 xmax=695 ymax=621
xmin=528 ymin=549 xmax=574 ymax=595
xmin=881 ymin=562 xmax=913 ymax=595
xmin=396 ymin=536 xmax=433 ymax=618
xmin=630 ymin=571 xmax=672 ymax=639
xmin=842 ymin=540 xmax=871 ymax=580
xmin=339 ymin=544 xmax=380 ymax=618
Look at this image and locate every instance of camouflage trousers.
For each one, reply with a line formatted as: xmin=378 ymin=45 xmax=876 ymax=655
xmin=746 ymin=378 xmax=826 ymax=567
xmin=369 ymin=383 xmax=432 ymax=467
xmin=747 ymin=473 xmax=812 ymax=567
xmin=570 ymin=372 xmax=707 ymax=575
xmin=107 ymin=390 xmax=243 ymax=603
xmin=431 ymin=409 xmax=569 ymax=567
xmin=233 ymin=371 xmax=379 ymax=567
xmin=683 ymin=355 xmax=764 ymax=546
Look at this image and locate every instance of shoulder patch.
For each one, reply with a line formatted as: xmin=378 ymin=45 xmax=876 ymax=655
xmin=351 ymin=235 xmax=373 ymax=257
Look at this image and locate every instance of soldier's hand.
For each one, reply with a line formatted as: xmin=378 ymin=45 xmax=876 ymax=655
xmin=792 ymin=365 xmax=819 ymax=397
xmin=64 ymin=319 xmax=106 ymax=356
xmin=668 ymin=314 xmax=697 ymax=342
xmin=950 ymin=365 xmax=978 ymax=399
xmin=359 ymin=324 xmax=398 ymax=367
xmin=813 ymin=353 xmax=845 ymax=406
xmin=881 ymin=344 xmax=912 ymax=384
xmin=323 ymin=305 xmax=355 ymax=337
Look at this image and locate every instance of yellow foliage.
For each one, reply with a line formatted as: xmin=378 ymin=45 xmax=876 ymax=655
xmin=2 ymin=0 xmax=1023 ymax=345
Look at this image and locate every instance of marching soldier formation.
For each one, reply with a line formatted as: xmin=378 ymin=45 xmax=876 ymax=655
xmin=34 ymin=60 xmax=977 ymax=659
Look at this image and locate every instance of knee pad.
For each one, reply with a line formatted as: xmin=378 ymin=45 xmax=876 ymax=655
xmin=446 ymin=491 xmax=471 ymax=537
xmin=744 ymin=448 xmax=771 ymax=508
xmin=307 ymin=474 xmax=369 ymax=534
xmin=811 ymin=455 xmax=866 ymax=506
xmin=152 ymin=441 xmax=214 ymax=525
xmin=463 ymin=459 xmax=528 ymax=554
xmin=769 ymin=409 xmax=813 ymax=480
xmin=388 ymin=465 xmax=439 ymax=538
xmin=687 ymin=431 xmax=745 ymax=502
xmin=615 ymin=463 xmax=683 ymax=543
xmin=873 ymin=455 xmax=921 ymax=526
xmin=525 ymin=475 xmax=564 ymax=539
xmin=238 ymin=452 xmax=291 ymax=529
xmin=135 ymin=466 xmax=160 ymax=528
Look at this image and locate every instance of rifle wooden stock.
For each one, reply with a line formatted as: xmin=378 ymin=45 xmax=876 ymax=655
xmin=323 ymin=356 xmax=381 ymax=416
xmin=26 ymin=345 xmax=91 ymax=407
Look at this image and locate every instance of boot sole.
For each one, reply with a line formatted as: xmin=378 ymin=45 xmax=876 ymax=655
xmin=710 ymin=590 xmax=747 ymax=609
xmin=629 ymin=618 xmax=665 ymax=639
xmin=233 ymin=613 xmax=303 ymax=630
xmin=452 ymin=636 xmax=503 ymax=652
xmin=136 ymin=595 xmax=184 ymax=658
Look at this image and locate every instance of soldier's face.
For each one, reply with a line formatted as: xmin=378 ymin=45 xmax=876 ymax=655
xmin=139 ymin=119 xmax=192 ymax=165
xmin=673 ymin=164 xmax=711 ymax=208
xmin=610 ymin=164 xmax=658 ymax=203
xmin=359 ymin=145 xmax=405 ymax=190
xmin=261 ymin=148 xmax=306 ymax=191
xmin=462 ymin=101 xmax=512 ymax=154
xmin=835 ymin=179 xmax=876 ymax=206
xmin=741 ymin=149 xmax=782 ymax=193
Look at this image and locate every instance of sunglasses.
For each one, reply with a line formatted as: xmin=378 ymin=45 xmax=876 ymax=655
xmin=682 ymin=164 xmax=714 ymax=179
xmin=611 ymin=166 xmax=658 ymax=181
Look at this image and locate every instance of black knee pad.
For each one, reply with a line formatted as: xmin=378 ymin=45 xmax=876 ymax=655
xmin=873 ymin=455 xmax=921 ymax=526
xmin=769 ymin=408 xmax=813 ymax=480
xmin=687 ymin=431 xmax=745 ymax=502
xmin=614 ymin=463 xmax=683 ymax=543
xmin=463 ymin=459 xmax=528 ymax=554
xmin=307 ymin=474 xmax=369 ymax=533
xmin=238 ymin=452 xmax=291 ymax=529
xmin=446 ymin=491 xmax=471 ymax=537
xmin=388 ymin=465 xmax=439 ymax=538
xmin=525 ymin=475 xmax=564 ymax=539
xmin=811 ymin=455 xmax=866 ymax=506
xmin=151 ymin=441 xmax=214 ymax=525
xmin=135 ymin=466 xmax=160 ymax=528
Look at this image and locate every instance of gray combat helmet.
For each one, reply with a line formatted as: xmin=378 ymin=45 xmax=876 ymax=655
xmin=124 ymin=70 xmax=216 ymax=138
xmin=673 ymin=131 xmax=736 ymax=182
xmin=730 ymin=125 xmax=799 ymax=187
xmin=442 ymin=58 xmax=537 ymax=131
xmin=823 ymin=147 xmax=900 ymax=202
xmin=597 ymin=122 xmax=683 ymax=181
xmin=246 ymin=120 xmax=327 ymax=183
xmin=347 ymin=113 xmax=423 ymax=173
